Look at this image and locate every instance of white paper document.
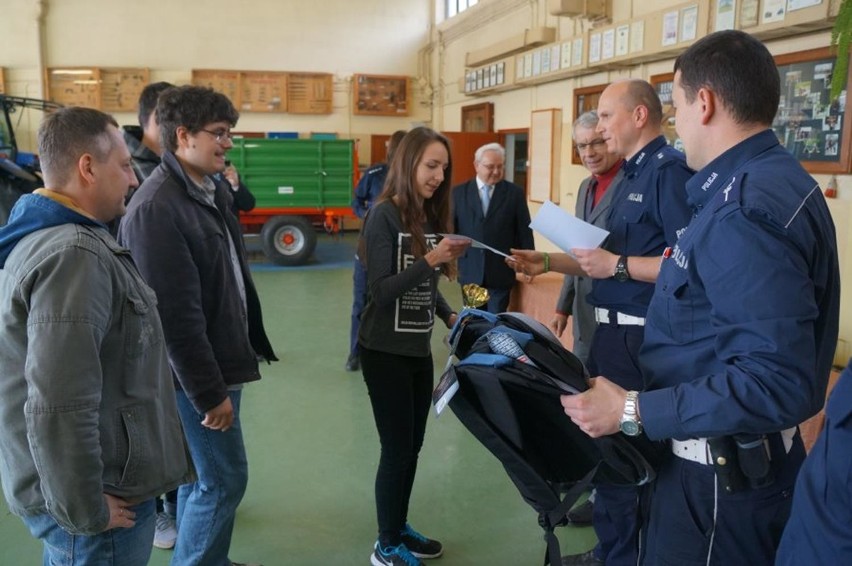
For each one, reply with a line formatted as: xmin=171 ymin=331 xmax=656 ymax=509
xmin=439 ymin=234 xmax=511 ymax=258
xmin=529 ymin=200 xmax=610 ymax=253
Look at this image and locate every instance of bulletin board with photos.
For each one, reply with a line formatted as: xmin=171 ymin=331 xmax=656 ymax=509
xmin=650 ymin=72 xmax=683 ymax=152
xmin=772 ymin=47 xmax=851 ymax=174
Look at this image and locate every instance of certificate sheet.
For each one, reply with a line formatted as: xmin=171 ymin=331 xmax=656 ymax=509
xmin=529 ymin=200 xmax=609 ymax=253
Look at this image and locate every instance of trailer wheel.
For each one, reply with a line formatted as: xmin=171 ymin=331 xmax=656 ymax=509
xmin=260 ymin=215 xmax=317 ymax=266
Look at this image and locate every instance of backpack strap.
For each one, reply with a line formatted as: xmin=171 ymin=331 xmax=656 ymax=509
xmin=540 ymin=464 xmax=599 ymax=566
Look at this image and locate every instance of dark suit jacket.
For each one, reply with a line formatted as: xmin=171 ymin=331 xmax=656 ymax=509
xmin=556 ymin=169 xmax=625 ymax=362
xmin=453 ymin=178 xmax=534 ymax=289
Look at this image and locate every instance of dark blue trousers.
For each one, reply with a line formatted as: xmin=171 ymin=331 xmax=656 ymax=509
xmin=641 ymin=437 xmax=803 ymax=565
xmin=587 ymin=323 xmax=646 ymax=566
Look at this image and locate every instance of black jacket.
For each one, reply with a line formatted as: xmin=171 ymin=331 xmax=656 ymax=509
xmin=119 ymin=151 xmax=277 ymax=413
xmin=453 ymin=178 xmax=534 ymax=289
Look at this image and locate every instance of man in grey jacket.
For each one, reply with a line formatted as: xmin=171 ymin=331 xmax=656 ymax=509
xmin=551 ymin=111 xmax=624 ymax=365
xmin=551 ymin=111 xmax=624 ymax=530
xmin=0 ymin=106 xmax=193 ymax=565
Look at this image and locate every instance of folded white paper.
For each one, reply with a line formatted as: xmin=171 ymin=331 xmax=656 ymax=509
xmin=529 ymin=200 xmax=609 ymax=253
xmin=439 ymin=233 xmax=511 ymax=259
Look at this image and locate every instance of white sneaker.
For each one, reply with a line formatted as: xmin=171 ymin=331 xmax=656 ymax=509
xmin=153 ymin=512 xmax=177 ymax=549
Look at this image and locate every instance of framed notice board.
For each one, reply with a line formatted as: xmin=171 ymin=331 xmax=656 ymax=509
xmin=650 ymin=72 xmax=683 ymax=152
xmin=240 ymin=72 xmax=287 ymax=112
xmin=287 ymin=73 xmax=333 ymax=114
xmin=192 ymin=69 xmax=241 ymax=103
xmin=529 ymin=108 xmax=562 ymax=204
xmin=100 ymin=68 xmax=149 ymax=112
xmin=193 ymin=70 xmax=330 ymax=114
xmin=47 ymin=67 xmax=149 ymax=112
xmin=571 ymin=83 xmax=606 ymax=164
xmin=353 ymin=74 xmax=410 ymax=116
xmin=773 ymin=47 xmax=851 ymax=174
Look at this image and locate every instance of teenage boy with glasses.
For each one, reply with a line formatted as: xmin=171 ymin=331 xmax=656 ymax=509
xmin=119 ymin=85 xmax=278 ymax=566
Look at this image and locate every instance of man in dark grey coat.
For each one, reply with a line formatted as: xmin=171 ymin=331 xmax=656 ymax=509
xmin=552 ymin=111 xmax=624 ymax=365
xmin=453 ymin=143 xmax=534 ymax=312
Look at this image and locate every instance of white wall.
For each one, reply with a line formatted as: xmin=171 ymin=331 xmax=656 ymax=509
xmin=1 ymin=0 xmax=434 ymax=162
xmin=2 ymin=0 xmax=850 ymax=349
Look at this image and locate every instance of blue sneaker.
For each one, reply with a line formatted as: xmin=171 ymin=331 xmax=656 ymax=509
xmin=371 ymin=542 xmax=423 ymax=566
xmin=400 ymin=524 xmax=443 ymax=559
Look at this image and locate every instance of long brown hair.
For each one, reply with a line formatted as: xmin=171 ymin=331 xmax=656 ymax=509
xmin=370 ymin=127 xmax=456 ymax=278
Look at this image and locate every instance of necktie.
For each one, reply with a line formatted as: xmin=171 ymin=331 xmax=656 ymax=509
xmin=585 ymin=179 xmax=598 ymax=218
xmin=480 ymin=184 xmax=491 ymax=215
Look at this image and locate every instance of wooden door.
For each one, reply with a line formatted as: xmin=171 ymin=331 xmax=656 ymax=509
xmin=441 ymin=131 xmax=501 ymax=187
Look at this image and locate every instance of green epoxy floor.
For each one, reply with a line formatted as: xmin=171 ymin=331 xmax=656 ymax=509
xmin=0 ymin=232 xmax=596 ymax=565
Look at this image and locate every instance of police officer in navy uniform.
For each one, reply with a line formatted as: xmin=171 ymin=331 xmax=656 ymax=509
xmin=346 ymin=130 xmax=406 ymax=371
xmin=512 ymin=79 xmax=693 ymax=566
xmin=777 ymin=359 xmax=852 ymax=565
xmin=570 ymin=79 xmax=693 ymax=566
xmin=561 ymin=31 xmax=840 ymax=566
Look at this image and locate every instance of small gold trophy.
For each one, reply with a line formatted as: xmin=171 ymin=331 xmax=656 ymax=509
xmin=462 ymin=283 xmax=490 ymax=310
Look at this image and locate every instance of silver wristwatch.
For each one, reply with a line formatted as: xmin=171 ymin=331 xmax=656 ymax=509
xmin=619 ymin=390 xmax=642 ymax=436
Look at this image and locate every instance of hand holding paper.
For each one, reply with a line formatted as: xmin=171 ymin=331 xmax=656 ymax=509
xmin=529 ymin=200 xmax=609 ymax=253
xmin=439 ymin=234 xmax=512 ymax=259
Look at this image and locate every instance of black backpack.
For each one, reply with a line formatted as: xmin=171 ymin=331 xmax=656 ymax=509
xmin=435 ymin=309 xmax=663 ymax=565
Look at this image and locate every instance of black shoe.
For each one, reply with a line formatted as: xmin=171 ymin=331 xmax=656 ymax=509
xmin=561 ymin=549 xmax=603 ymax=565
xmin=567 ymin=498 xmax=593 ymax=525
xmin=371 ymin=542 xmax=423 ymax=566
xmin=345 ymin=353 xmax=360 ymax=371
xmin=400 ymin=523 xmax=443 ymax=559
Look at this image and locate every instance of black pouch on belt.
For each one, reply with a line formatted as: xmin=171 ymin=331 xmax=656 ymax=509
xmin=707 ymin=436 xmax=747 ymax=494
xmin=734 ymin=433 xmax=775 ymax=489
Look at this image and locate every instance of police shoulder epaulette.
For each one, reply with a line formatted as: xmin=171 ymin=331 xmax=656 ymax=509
xmin=652 ymin=149 xmax=682 ymax=169
xmin=713 ymin=174 xmax=744 ymax=211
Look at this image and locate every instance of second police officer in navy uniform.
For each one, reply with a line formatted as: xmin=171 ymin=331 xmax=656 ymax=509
xmin=512 ymin=78 xmax=694 ymax=566
xmin=561 ymin=30 xmax=840 ymax=565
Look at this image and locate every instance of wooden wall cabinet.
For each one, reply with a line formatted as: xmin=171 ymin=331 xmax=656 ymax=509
xmin=461 ymin=102 xmax=494 ymax=132
xmin=353 ymin=74 xmax=410 ymax=116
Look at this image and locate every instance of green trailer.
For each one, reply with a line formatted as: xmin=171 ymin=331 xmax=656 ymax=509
xmin=227 ymin=137 xmax=357 ymax=265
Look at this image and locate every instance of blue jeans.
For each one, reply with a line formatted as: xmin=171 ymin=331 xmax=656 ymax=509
xmin=23 ymin=499 xmax=155 ymax=566
xmin=172 ymin=389 xmax=248 ymax=566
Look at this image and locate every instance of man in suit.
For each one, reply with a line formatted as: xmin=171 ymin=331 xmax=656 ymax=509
xmin=453 ymin=142 xmax=534 ymax=313
xmin=551 ymin=111 xmax=624 ymax=530
xmin=552 ymin=111 xmax=624 ymax=365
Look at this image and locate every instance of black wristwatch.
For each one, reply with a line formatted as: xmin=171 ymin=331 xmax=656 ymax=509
xmin=614 ymin=255 xmax=630 ymax=282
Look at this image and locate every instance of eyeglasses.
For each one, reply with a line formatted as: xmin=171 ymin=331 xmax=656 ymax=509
xmin=200 ymin=128 xmax=233 ymax=144
xmin=575 ymin=139 xmax=607 ymax=153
